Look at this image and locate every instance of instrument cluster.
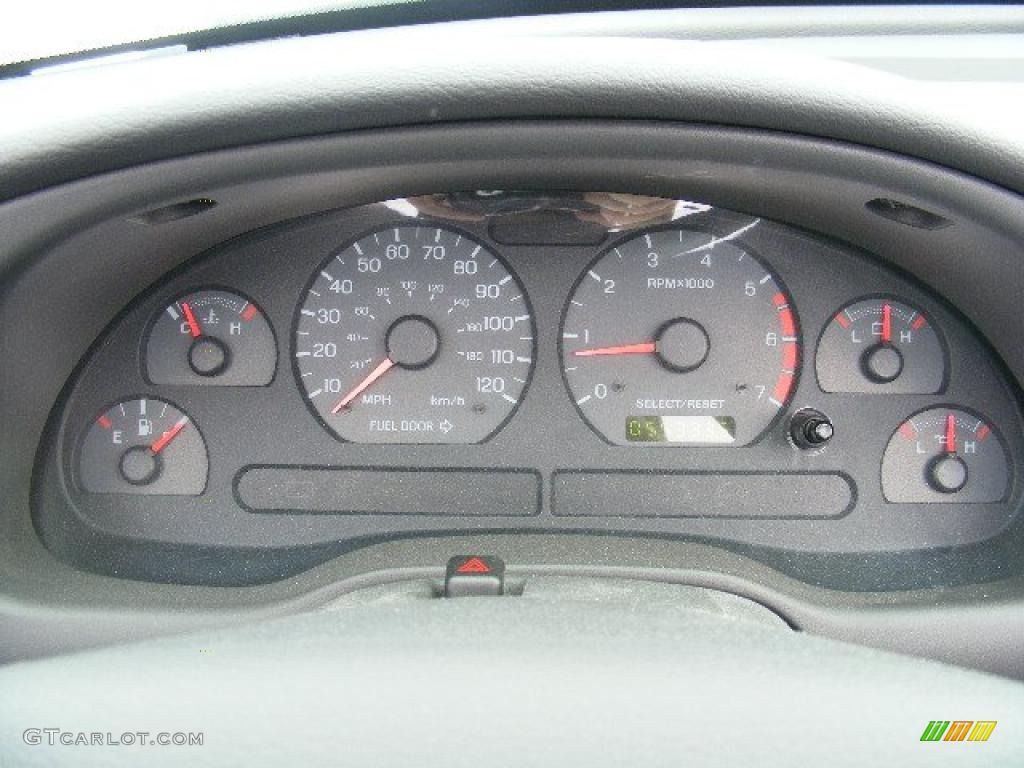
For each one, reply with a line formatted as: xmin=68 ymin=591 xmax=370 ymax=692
xmin=34 ymin=191 xmax=1023 ymax=585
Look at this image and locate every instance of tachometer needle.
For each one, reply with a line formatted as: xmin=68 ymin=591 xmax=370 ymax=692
xmin=181 ymin=302 xmax=202 ymax=339
xmin=945 ymin=412 xmax=957 ymax=454
xmin=574 ymin=342 xmax=656 ymax=357
xmin=881 ymin=302 xmax=892 ymax=344
xmin=331 ymin=358 xmax=395 ymax=414
xmin=150 ymin=416 xmax=189 ymax=454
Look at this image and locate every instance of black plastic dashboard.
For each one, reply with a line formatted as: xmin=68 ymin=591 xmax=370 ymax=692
xmin=32 ymin=189 xmax=1024 ymax=587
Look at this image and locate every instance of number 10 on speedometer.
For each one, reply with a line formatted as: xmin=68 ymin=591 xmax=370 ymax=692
xmin=294 ymin=225 xmax=535 ymax=444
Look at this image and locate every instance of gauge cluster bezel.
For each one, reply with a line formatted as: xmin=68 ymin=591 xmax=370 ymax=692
xmin=32 ymin=191 xmax=1024 ymax=586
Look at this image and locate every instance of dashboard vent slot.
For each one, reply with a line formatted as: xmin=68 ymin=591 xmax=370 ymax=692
xmin=132 ymin=198 xmax=217 ymax=225
xmin=865 ymin=198 xmax=951 ymax=230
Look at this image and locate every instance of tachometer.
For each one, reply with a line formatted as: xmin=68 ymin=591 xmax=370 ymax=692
xmin=560 ymin=225 xmax=800 ymax=446
xmin=294 ymin=225 xmax=534 ymax=443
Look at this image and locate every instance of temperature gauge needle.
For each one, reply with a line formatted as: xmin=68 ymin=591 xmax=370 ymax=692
xmin=150 ymin=416 xmax=189 ymax=454
xmin=331 ymin=358 xmax=395 ymax=414
xmin=574 ymin=342 xmax=656 ymax=357
xmin=881 ymin=302 xmax=892 ymax=344
xmin=945 ymin=412 xmax=957 ymax=454
xmin=181 ymin=302 xmax=202 ymax=339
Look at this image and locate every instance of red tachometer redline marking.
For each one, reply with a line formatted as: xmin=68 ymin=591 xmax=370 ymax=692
xmin=772 ymin=372 xmax=794 ymax=404
xmin=181 ymin=302 xmax=201 ymax=338
xmin=782 ymin=342 xmax=798 ymax=371
xmin=778 ymin=308 xmax=796 ymax=337
xmin=945 ymin=413 xmax=957 ymax=454
xmin=331 ymin=358 xmax=395 ymax=414
xmin=150 ymin=417 xmax=188 ymax=454
xmin=881 ymin=302 xmax=892 ymax=344
xmin=241 ymin=304 xmax=258 ymax=322
xmin=97 ymin=415 xmax=112 ymax=429
xmin=574 ymin=342 xmax=656 ymax=357
xmin=772 ymin=292 xmax=787 ymax=307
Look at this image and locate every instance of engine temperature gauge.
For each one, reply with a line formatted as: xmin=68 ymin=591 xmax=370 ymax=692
xmin=882 ymin=407 xmax=1010 ymax=503
xmin=816 ymin=297 xmax=945 ymax=393
xmin=145 ymin=289 xmax=276 ymax=386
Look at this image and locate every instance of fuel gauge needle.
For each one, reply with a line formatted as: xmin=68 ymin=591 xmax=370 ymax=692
xmin=945 ymin=412 xmax=957 ymax=454
xmin=181 ymin=302 xmax=202 ymax=339
xmin=574 ymin=342 xmax=656 ymax=357
xmin=331 ymin=358 xmax=395 ymax=414
xmin=151 ymin=416 xmax=189 ymax=454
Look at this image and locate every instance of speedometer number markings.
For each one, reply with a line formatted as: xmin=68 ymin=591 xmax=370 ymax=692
xmin=294 ymin=225 xmax=534 ymax=444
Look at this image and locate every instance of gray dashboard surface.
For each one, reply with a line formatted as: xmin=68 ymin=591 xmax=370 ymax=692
xmin=3 ymin=10 xmax=1024 ymax=201
xmin=2 ymin=577 xmax=1022 ymax=767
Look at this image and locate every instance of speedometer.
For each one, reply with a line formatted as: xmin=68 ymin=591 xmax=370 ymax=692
xmin=560 ymin=225 xmax=800 ymax=446
xmin=295 ymin=225 xmax=534 ymax=443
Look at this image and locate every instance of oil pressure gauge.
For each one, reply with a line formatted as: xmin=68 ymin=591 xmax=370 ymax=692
xmin=882 ymin=407 xmax=1010 ymax=503
xmin=816 ymin=297 xmax=946 ymax=393
xmin=145 ymin=289 xmax=276 ymax=386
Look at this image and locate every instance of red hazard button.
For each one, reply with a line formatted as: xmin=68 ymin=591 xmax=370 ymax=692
xmin=445 ymin=555 xmax=505 ymax=597
xmin=455 ymin=557 xmax=491 ymax=574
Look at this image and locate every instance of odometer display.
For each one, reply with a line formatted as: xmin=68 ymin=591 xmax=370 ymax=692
xmin=561 ymin=225 xmax=800 ymax=446
xmin=295 ymin=225 xmax=534 ymax=443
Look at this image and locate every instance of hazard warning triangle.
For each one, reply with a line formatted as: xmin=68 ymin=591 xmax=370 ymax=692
xmin=455 ymin=557 xmax=491 ymax=574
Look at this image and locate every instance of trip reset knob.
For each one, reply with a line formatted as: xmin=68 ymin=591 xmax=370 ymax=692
xmin=790 ymin=409 xmax=834 ymax=449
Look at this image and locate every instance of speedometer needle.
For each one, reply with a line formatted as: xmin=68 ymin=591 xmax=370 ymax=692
xmin=331 ymin=358 xmax=395 ymax=414
xmin=574 ymin=342 xmax=656 ymax=357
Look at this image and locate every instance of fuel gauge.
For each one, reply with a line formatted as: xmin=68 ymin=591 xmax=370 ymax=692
xmin=78 ymin=397 xmax=208 ymax=495
xmin=816 ymin=297 xmax=945 ymax=393
xmin=145 ymin=289 xmax=276 ymax=386
xmin=882 ymin=407 xmax=1010 ymax=503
